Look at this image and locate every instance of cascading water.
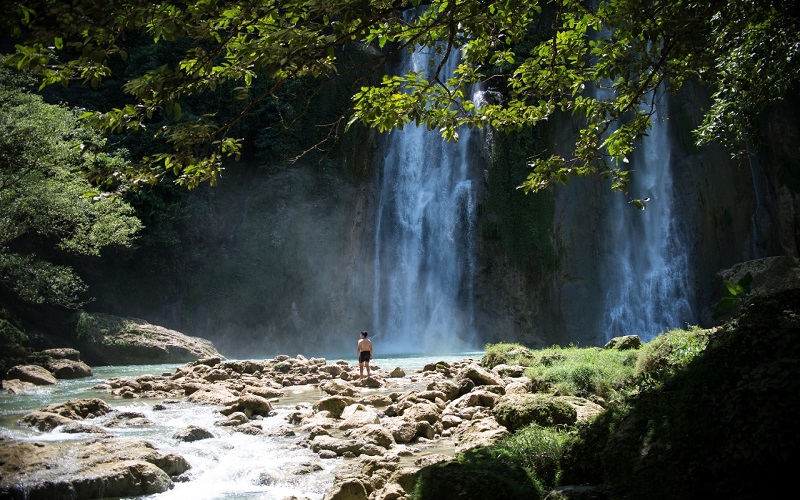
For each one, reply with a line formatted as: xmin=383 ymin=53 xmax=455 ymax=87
xmin=371 ymin=45 xmax=481 ymax=355
xmin=600 ymin=94 xmax=695 ymax=341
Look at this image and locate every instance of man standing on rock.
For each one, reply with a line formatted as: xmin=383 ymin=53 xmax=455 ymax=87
xmin=357 ymin=331 xmax=372 ymax=381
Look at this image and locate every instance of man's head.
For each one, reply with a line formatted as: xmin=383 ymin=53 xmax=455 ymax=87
xmin=360 ymin=331 xmax=368 ymax=338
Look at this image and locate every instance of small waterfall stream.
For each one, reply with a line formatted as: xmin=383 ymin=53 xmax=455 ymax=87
xmin=600 ymin=94 xmax=695 ymax=341
xmin=371 ymin=45 xmax=480 ymax=355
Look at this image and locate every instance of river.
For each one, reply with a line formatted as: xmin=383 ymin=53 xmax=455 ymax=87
xmin=0 ymin=353 xmax=481 ymax=499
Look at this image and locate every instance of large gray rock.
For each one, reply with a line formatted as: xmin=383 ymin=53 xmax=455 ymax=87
xmin=38 ymin=398 xmax=113 ymax=420
xmin=44 ymin=358 xmax=93 ymax=379
xmin=39 ymin=348 xmax=82 ymax=361
xmin=452 ymin=417 xmax=509 ymax=453
xmin=19 ymin=398 xmax=114 ymax=431
xmin=718 ymin=256 xmax=800 ymax=297
xmin=0 ymin=437 xmax=189 ymax=498
xmin=456 ymin=364 xmax=505 ymax=386
xmin=5 ymin=364 xmax=57 ymax=385
xmin=323 ymin=478 xmax=369 ymax=500
xmin=73 ymin=311 xmax=222 ymax=365
xmin=1 ymin=379 xmax=38 ymax=394
xmin=173 ymin=425 xmax=215 ymax=442
xmin=314 ymin=396 xmax=355 ymax=418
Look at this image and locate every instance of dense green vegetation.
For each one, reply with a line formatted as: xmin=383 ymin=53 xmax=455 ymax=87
xmin=412 ymin=290 xmax=800 ymax=498
xmin=4 ymin=0 xmax=797 ymax=201
xmin=0 ymin=60 xmax=143 ymax=371
xmin=0 ymin=62 xmax=141 ymax=310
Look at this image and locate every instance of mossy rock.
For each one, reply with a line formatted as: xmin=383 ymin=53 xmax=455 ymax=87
xmin=493 ymin=394 xmax=577 ymax=431
xmin=72 ymin=312 xmax=221 ymax=365
xmin=480 ymin=343 xmax=535 ymax=369
xmin=409 ymin=447 xmax=542 ymax=500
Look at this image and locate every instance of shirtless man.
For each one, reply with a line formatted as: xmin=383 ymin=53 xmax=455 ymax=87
xmin=356 ymin=331 xmax=372 ymax=381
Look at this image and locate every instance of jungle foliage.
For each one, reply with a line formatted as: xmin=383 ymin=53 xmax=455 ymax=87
xmin=0 ymin=60 xmax=141 ymax=309
xmin=4 ymin=0 xmax=798 ymax=200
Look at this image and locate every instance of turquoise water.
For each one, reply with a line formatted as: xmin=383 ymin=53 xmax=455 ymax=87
xmin=1 ymin=352 xmax=482 ymax=499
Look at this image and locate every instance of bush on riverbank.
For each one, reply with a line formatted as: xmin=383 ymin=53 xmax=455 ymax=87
xmin=411 ymin=289 xmax=800 ymax=498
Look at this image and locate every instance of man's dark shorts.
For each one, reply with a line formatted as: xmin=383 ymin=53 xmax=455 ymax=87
xmin=359 ymin=351 xmax=371 ymax=363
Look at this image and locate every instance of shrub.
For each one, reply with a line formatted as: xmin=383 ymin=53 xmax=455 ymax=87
xmin=494 ymin=423 xmax=574 ymax=489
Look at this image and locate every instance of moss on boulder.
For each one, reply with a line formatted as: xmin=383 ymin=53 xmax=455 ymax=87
xmin=493 ymin=394 xmax=577 ymax=431
xmin=73 ymin=312 xmax=221 ymax=365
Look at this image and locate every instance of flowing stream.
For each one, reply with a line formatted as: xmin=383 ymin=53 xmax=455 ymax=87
xmin=371 ymin=43 xmax=481 ymax=356
xmin=0 ymin=354 xmax=477 ymax=499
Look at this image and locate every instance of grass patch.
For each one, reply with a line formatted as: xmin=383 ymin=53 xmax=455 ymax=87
xmin=460 ymin=290 xmax=800 ymax=499
xmin=523 ymin=345 xmax=639 ymax=400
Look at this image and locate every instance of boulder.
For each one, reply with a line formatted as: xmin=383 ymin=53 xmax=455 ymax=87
xmin=36 ymin=398 xmax=113 ymax=420
xmin=717 ymin=256 xmax=800 ymax=301
xmin=493 ymin=394 xmax=578 ymax=431
xmin=5 ymin=364 xmax=57 ymax=385
xmin=323 ymin=478 xmax=369 ymax=500
xmin=388 ymin=367 xmax=406 ymax=378
xmin=0 ymin=437 xmax=189 ymax=498
xmin=173 ymin=425 xmax=215 ymax=442
xmin=339 ymin=405 xmax=381 ymax=430
xmin=402 ymin=401 xmax=441 ymax=424
xmin=452 ymin=417 xmax=509 ymax=453
xmin=385 ymin=417 xmax=418 ymax=444
xmin=73 ymin=311 xmax=222 ymax=365
xmin=604 ymin=335 xmax=642 ymax=350
xmin=310 ymin=435 xmax=384 ymax=457
xmin=105 ymin=411 xmax=154 ymax=428
xmin=360 ymin=376 xmax=383 ymax=388
xmin=222 ymin=394 xmax=273 ymax=417
xmin=185 ymin=385 xmax=238 ymax=406
xmin=39 ymin=348 xmax=82 ymax=361
xmin=559 ymin=396 xmax=606 ymax=422
xmin=320 ymin=379 xmax=359 ymax=397
xmin=491 ymin=364 xmax=527 ymax=378
xmin=457 ymin=364 xmax=505 ymax=386
xmin=243 ymin=385 xmax=285 ymax=399
xmin=426 ymin=378 xmax=461 ymax=401
xmin=44 ymin=358 xmax=93 ymax=379
xmin=343 ymin=424 xmax=395 ymax=449
xmin=448 ymin=389 xmax=500 ymax=410
xmin=20 ymin=411 xmax=74 ymax=432
xmin=314 ymin=396 xmax=355 ymax=418
xmin=2 ymin=379 xmax=38 ymax=394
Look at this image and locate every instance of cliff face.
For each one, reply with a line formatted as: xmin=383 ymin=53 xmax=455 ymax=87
xmin=476 ymin=83 xmax=800 ymax=346
xmin=78 ymin=87 xmax=799 ymax=356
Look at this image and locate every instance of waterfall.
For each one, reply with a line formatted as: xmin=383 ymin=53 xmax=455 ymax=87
xmin=600 ymin=94 xmax=695 ymax=342
xmin=371 ymin=45 xmax=480 ymax=355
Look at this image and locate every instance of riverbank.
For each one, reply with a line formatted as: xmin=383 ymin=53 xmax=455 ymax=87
xmin=4 ymin=287 xmax=799 ymax=500
xmin=0 ymin=353 xmax=488 ymax=499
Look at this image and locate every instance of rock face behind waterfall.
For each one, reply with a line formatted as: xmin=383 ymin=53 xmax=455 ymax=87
xmin=72 ymin=312 xmax=221 ymax=365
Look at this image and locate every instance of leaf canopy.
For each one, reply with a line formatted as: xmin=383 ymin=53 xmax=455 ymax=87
xmin=4 ymin=0 xmax=798 ymax=193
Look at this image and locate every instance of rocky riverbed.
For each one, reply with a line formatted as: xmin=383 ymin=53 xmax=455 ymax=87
xmin=1 ymin=353 xmax=604 ymax=500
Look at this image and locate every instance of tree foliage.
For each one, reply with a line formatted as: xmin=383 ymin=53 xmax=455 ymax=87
xmin=4 ymin=0 xmax=798 ymax=195
xmin=0 ymin=61 xmax=142 ymax=308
